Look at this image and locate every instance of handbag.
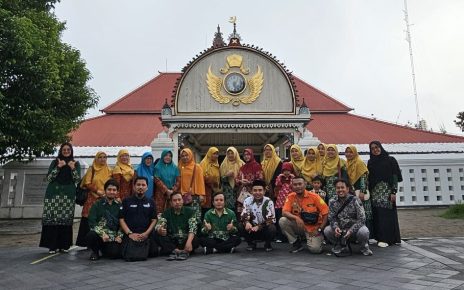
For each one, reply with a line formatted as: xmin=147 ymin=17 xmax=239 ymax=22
xmin=300 ymin=211 xmax=319 ymax=225
xmin=183 ymin=165 xmax=196 ymax=205
xmin=75 ymin=166 xmax=94 ymax=206
xmin=355 ymin=189 xmax=370 ymax=201
xmin=122 ymin=237 xmax=149 ymax=262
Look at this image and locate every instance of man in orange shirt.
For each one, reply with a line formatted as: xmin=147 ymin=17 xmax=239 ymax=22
xmin=279 ymin=176 xmax=328 ymax=254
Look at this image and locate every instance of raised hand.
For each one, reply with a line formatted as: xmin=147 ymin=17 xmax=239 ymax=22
xmin=226 ymin=220 xmax=234 ymax=231
xmin=57 ymin=159 xmax=66 ymax=168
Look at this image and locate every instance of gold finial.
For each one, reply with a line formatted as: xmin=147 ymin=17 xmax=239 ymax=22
xmin=229 ymin=16 xmax=237 ymax=24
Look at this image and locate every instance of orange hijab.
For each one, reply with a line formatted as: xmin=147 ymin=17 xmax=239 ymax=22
xmin=179 ymin=148 xmax=205 ymax=195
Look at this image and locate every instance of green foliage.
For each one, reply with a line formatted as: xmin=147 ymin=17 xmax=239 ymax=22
xmin=454 ymin=111 xmax=464 ymax=132
xmin=0 ymin=0 xmax=98 ymax=163
xmin=440 ymin=201 xmax=464 ymax=219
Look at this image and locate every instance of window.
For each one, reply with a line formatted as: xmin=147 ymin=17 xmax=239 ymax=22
xmin=436 ymin=196 xmax=442 ymax=201
xmin=421 ymin=169 xmax=427 ymax=173
xmin=460 ymin=177 xmax=464 ymax=181
xmin=424 ymin=196 xmax=429 ymax=202
xmin=409 ymin=169 xmax=414 ymax=173
xmin=423 ymin=186 xmax=428 ymax=191
xmin=459 ymin=168 xmax=463 ymax=173
xmin=448 ymin=177 xmax=453 ymax=181
xmin=461 ymin=185 xmax=464 ymax=190
xmin=412 ymin=196 xmax=417 ymax=202
xmin=422 ymin=177 xmax=427 ymax=182
xmin=399 ymin=186 xmax=403 ymax=192
xmin=449 ymin=186 xmax=453 ymax=191
xmin=436 ymin=186 xmax=441 ymax=191
xmin=447 ymin=168 xmax=452 ymax=173
xmin=435 ymin=177 xmax=440 ymax=181
xmin=450 ymin=195 xmax=454 ymax=201
xmin=433 ymin=169 xmax=439 ymax=173
xmin=411 ymin=186 xmax=416 ymax=192
xmin=410 ymin=177 xmax=415 ymax=182
xmin=400 ymin=196 xmax=404 ymax=202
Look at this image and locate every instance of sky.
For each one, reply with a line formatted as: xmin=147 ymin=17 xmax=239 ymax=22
xmin=54 ymin=0 xmax=464 ymax=134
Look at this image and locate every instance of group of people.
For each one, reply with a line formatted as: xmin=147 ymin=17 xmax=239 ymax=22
xmin=39 ymin=140 xmax=403 ymax=260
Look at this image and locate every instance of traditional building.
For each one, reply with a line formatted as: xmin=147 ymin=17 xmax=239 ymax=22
xmin=1 ymin=24 xmax=464 ymax=219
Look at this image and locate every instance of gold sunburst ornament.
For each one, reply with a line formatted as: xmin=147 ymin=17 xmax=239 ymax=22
xmin=206 ymin=54 xmax=264 ymax=106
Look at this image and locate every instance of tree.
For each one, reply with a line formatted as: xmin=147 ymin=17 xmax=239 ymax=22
xmin=0 ymin=0 xmax=98 ymax=163
xmin=455 ymin=112 xmax=464 ymax=132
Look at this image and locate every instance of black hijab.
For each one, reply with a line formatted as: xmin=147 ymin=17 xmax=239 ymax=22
xmin=367 ymin=141 xmax=402 ymax=190
xmin=55 ymin=142 xmax=75 ymax=184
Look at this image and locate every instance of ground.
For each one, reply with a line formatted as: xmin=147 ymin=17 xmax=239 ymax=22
xmin=0 ymin=208 xmax=463 ymax=289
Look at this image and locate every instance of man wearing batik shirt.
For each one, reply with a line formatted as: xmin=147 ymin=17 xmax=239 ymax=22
xmin=200 ymin=192 xmax=241 ymax=254
xmin=240 ymin=179 xmax=276 ymax=252
xmin=155 ymin=192 xmax=199 ymax=261
xmin=324 ymin=179 xmax=373 ymax=256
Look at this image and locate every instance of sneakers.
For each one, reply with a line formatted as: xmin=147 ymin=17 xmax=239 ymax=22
xmin=48 ymin=249 xmax=57 ymax=254
xmin=203 ymin=247 xmax=209 ymax=255
xmin=289 ymin=239 xmax=304 ymax=253
xmin=331 ymin=245 xmax=342 ymax=255
xmin=361 ymin=248 xmax=373 ymax=256
xmin=89 ymin=251 xmax=99 ymax=261
xmin=377 ymin=242 xmax=389 ymax=248
xmin=177 ymin=251 xmax=189 ymax=261
xmin=230 ymin=247 xmax=236 ymax=254
xmin=166 ymin=251 xmax=178 ymax=261
xmin=60 ymin=249 xmax=69 ymax=253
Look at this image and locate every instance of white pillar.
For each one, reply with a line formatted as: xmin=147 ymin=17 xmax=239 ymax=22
xmin=151 ymin=130 xmax=175 ymax=162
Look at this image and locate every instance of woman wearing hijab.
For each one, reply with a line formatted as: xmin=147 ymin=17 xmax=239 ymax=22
xmin=112 ymin=149 xmax=134 ymax=200
xmin=76 ymin=151 xmax=112 ymax=247
xmin=40 ymin=142 xmax=81 ymax=253
xmin=300 ymin=146 xmax=323 ymax=186
xmin=289 ymin=144 xmax=305 ymax=177
xmin=179 ymin=148 xmax=205 ymax=223
xmin=200 ymin=147 xmax=221 ymax=211
xmin=322 ymin=144 xmax=348 ymax=202
xmin=135 ymin=152 xmax=155 ymax=201
xmin=261 ymin=144 xmax=282 ymax=199
xmin=367 ymin=141 xmax=403 ymax=247
xmin=317 ymin=143 xmax=327 ymax=168
xmin=154 ymin=149 xmax=180 ymax=214
xmin=236 ymin=148 xmax=264 ymax=213
xmin=345 ymin=145 xmax=373 ymax=235
xmin=220 ymin=147 xmax=244 ymax=210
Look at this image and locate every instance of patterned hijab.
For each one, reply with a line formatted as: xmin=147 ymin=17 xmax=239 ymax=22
xmin=200 ymin=147 xmax=220 ymax=184
xmin=346 ymin=145 xmax=368 ymax=185
xmin=261 ymin=144 xmax=281 ymax=185
xmin=154 ymin=149 xmax=180 ymax=189
xmin=240 ymin=148 xmax=262 ymax=177
xmin=322 ymin=144 xmax=346 ymax=177
xmin=220 ymin=147 xmax=244 ymax=188
xmin=136 ymin=152 xmax=155 ymax=196
xmin=113 ymin=149 xmax=134 ymax=182
xmin=301 ymin=146 xmax=322 ymax=182
xmin=290 ymin=144 xmax=305 ymax=174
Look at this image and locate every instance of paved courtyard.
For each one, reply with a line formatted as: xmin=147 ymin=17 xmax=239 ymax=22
xmin=0 ymin=208 xmax=463 ymax=289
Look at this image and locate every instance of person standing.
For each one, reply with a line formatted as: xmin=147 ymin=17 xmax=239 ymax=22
xmin=367 ymin=141 xmax=403 ymax=247
xmin=154 ymin=149 xmax=180 ymax=214
xmin=135 ymin=152 xmax=155 ymax=202
xmin=261 ymin=144 xmax=282 ymax=199
xmin=322 ymin=144 xmax=347 ymax=202
xmin=219 ymin=147 xmax=244 ymax=211
xmin=179 ymin=148 xmax=205 ymax=224
xmin=112 ymin=149 xmax=134 ymax=200
xmin=76 ymin=151 xmax=112 ymax=247
xmin=200 ymin=147 xmax=221 ymax=212
xmin=40 ymin=142 xmax=80 ymax=253
xmin=236 ymin=148 xmax=263 ymax=213
xmin=300 ymin=146 xmax=323 ymax=186
xmin=289 ymin=144 xmax=305 ymax=177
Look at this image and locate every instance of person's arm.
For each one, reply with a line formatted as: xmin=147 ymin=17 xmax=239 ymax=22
xmin=46 ymin=160 xmax=59 ymax=182
xmin=141 ymin=218 xmax=157 ymax=240
xmin=349 ymin=198 xmax=366 ymax=234
xmin=328 ymin=200 xmax=338 ymax=229
xmin=282 ymin=196 xmax=305 ymax=229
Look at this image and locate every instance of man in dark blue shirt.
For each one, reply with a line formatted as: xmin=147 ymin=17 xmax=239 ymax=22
xmin=119 ymin=176 xmax=158 ymax=258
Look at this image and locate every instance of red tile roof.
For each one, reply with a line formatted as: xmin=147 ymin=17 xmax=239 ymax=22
xmin=308 ymin=113 xmax=464 ymax=144
xmin=70 ymin=114 xmax=163 ymax=146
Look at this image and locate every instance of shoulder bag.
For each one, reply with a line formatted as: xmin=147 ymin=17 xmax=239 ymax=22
xmin=75 ymin=166 xmax=95 ymax=206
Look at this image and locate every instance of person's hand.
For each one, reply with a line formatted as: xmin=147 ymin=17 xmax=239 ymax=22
xmin=203 ymin=220 xmax=212 ymax=231
xmin=57 ymin=159 xmax=66 ymax=168
xmin=226 ymin=170 xmax=234 ymax=177
xmin=97 ymin=190 xmax=105 ymax=197
xmin=245 ymin=222 xmax=253 ymax=232
xmin=128 ymin=233 xmax=138 ymax=241
xmin=390 ymin=194 xmax=396 ymax=203
xmin=334 ymin=227 xmax=342 ymax=237
xmin=158 ymin=226 xmax=167 ymax=236
xmin=140 ymin=232 xmax=148 ymax=241
xmin=343 ymin=230 xmax=352 ymax=240
xmin=116 ymin=198 xmax=122 ymax=203
xmin=358 ymin=192 xmax=365 ymax=201
xmin=102 ymin=233 xmax=110 ymax=242
xmin=199 ymin=195 xmax=205 ymax=203
xmin=295 ymin=216 xmax=305 ymax=229
xmin=242 ymin=179 xmax=249 ymax=185
xmin=251 ymin=225 xmax=259 ymax=232
xmin=68 ymin=160 xmax=76 ymax=170
xmin=115 ymin=236 xmax=122 ymax=243
xmin=226 ymin=220 xmax=234 ymax=231
xmin=184 ymin=241 xmax=193 ymax=253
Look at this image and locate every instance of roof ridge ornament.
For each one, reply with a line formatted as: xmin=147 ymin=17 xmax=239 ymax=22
xmin=228 ymin=16 xmax=241 ymax=46
xmin=212 ymin=25 xmax=226 ymax=48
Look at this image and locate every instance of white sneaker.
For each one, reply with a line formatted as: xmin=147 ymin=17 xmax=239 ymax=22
xmin=377 ymin=242 xmax=389 ymax=248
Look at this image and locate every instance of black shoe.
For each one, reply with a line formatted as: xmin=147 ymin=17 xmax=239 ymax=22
xmin=264 ymin=242 xmax=273 ymax=252
xmin=290 ymin=239 xmax=304 ymax=253
xmin=246 ymin=242 xmax=256 ymax=251
xmin=89 ymin=251 xmax=99 ymax=261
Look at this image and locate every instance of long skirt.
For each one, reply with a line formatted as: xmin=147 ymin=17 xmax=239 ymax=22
xmin=39 ymin=225 xmax=73 ymax=250
xmin=372 ymin=206 xmax=401 ymax=244
xmin=75 ymin=217 xmax=90 ymax=247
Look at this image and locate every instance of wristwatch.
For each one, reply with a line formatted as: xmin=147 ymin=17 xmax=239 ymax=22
xmin=127 ymin=230 xmax=133 ymax=235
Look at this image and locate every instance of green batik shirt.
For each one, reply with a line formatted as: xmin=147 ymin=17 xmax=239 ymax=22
xmin=201 ymin=208 xmax=238 ymax=240
xmin=156 ymin=207 xmax=197 ymax=243
xmin=88 ymin=198 xmax=123 ymax=241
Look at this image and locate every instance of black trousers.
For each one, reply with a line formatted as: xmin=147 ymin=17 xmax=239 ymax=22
xmin=199 ymin=236 xmax=241 ymax=252
xmin=156 ymin=235 xmax=200 ymax=255
xmin=239 ymin=224 xmax=276 ymax=246
xmin=85 ymin=231 xmax=122 ymax=259
xmin=75 ymin=217 xmax=90 ymax=247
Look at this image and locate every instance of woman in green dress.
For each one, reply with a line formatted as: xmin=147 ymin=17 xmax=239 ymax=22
xmin=39 ymin=142 xmax=81 ymax=253
xmin=322 ymin=144 xmax=347 ymax=201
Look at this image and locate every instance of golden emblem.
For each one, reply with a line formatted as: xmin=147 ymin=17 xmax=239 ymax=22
xmin=206 ymin=54 xmax=264 ymax=106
